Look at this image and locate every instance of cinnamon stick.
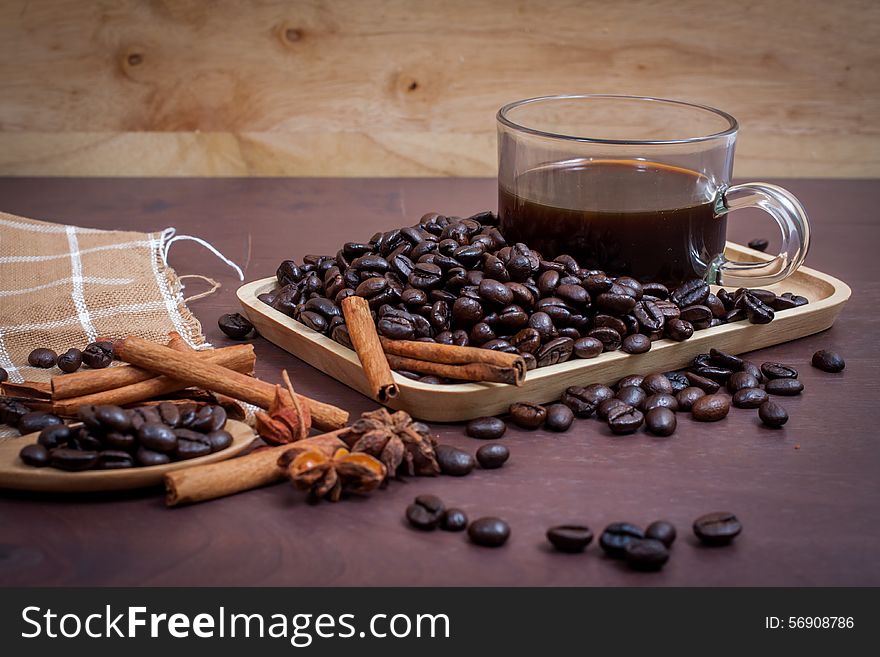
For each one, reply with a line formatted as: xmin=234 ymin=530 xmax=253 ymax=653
xmin=113 ymin=336 xmax=348 ymax=431
xmin=341 ymin=296 xmax=399 ymax=402
xmin=52 ymin=345 xmax=256 ymax=415
xmin=0 ymin=381 xmax=52 ymax=400
xmin=164 ymin=429 xmax=350 ymax=507
xmin=385 ymin=354 xmax=524 ymax=385
xmin=380 ymin=338 xmax=526 ymax=386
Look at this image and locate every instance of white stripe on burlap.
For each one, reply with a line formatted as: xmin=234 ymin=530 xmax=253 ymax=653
xmin=0 ymin=277 xmax=134 ymax=298
xmin=0 ymin=240 xmax=152 ymax=264
xmin=0 ymin=301 xmax=168 ymax=336
xmin=65 ymin=226 xmax=98 ymax=342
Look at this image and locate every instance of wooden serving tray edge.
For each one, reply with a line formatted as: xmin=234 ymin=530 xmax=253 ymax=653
xmin=238 ymin=243 xmax=851 ymax=422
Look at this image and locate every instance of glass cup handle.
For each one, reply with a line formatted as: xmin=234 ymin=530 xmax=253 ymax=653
xmin=706 ymin=182 xmax=811 ymax=287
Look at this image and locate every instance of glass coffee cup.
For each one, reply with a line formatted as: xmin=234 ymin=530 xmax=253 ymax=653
xmin=497 ymin=95 xmax=810 ymax=286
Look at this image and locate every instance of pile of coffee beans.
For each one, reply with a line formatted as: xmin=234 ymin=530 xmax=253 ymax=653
xmin=264 ymin=211 xmax=807 ymax=383
xmin=217 ymin=313 xmax=255 ymax=340
xmin=405 ymin=494 xmax=510 ymax=547
xmin=435 ymin=441 xmax=510 ymax=475
xmin=546 ymin=513 xmax=739 ymax=572
xmin=17 ymin=402 xmax=233 ymax=471
xmin=15 ymin=341 xmax=114 ymax=376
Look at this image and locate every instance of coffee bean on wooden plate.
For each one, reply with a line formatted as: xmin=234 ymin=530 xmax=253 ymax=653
xmin=545 ymin=404 xmax=574 ymax=432
xmin=624 ymin=539 xmax=670 ymax=571
xmin=693 ymin=511 xmax=742 ymax=546
xmin=218 ymin=312 xmax=254 ymax=339
xmin=691 ymin=394 xmax=731 ymax=422
xmin=732 ymin=388 xmax=769 ymax=409
xmin=37 ymin=424 xmax=73 ymax=449
xmin=441 ymin=509 xmax=468 ymax=532
xmin=466 ymin=416 xmax=506 ymax=440
xmin=50 ymin=448 xmax=99 ymax=471
xmin=82 ymin=341 xmax=113 ymax=369
xmin=743 ymin=293 xmax=774 ymax=324
xmin=607 ymin=405 xmax=644 ymax=435
xmin=573 ymin=336 xmax=603 ymax=359
xmin=468 ymin=517 xmax=510 ymax=547
xmin=476 ymin=443 xmax=509 ymax=469
xmin=758 ymin=401 xmax=789 ymax=428
xmin=622 ymin=333 xmax=651 ymax=354
xmin=17 ymin=412 xmax=63 ymax=435
xmin=812 ymin=350 xmax=845 ymax=373
xmin=599 ymin=522 xmax=644 ymax=558
xmin=645 ymin=407 xmax=676 ymax=437
xmin=748 ymin=238 xmax=769 ymax=251
xmin=136 ymin=447 xmax=170 ymax=467
xmin=547 ymin=525 xmax=593 ymax=553
xmin=676 ymin=387 xmax=705 ymax=411
xmin=645 ymin=520 xmax=677 ymax=547
xmin=765 ymin=379 xmax=804 ymax=396
xmin=137 ymin=422 xmax=178 ymax=452
xmin=761 ymin=362 xmax=799 ymax=379
xmin=57 ymin=348 xmax=83 ymax=373
xmin=509 ymin=402 xmax=547 ymax=429
xmin=436 ymin=444 xmax=475 ymax=476
xmin=28 ymin=348 xmax=57 ymax=368
xmin=19 ymin=443 xmax=50 ymax=467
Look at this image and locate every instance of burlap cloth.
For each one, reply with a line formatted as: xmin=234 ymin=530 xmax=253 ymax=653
xmin=0 ymin=211 xmax=209 ymax=437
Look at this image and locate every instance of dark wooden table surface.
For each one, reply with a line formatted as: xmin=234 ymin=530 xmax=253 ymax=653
xmin=0 ymin=178 xmax=877 ymax=586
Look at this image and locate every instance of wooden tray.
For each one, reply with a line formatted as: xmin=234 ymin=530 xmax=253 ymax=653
xmin=238 ymin=243 xmax=851 ymax=422
xmin=0 ymin=420 xmax=255 ymax=492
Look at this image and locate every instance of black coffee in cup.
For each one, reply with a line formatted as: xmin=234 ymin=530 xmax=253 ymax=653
xmin=498 ymin=159 xmax=727 ymax=285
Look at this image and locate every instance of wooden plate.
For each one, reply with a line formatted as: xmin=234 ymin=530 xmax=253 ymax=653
xmin=0 ymin=420 xmax=256 ymax=492
xmin=238 ymin=243 xmax=851 ymax=422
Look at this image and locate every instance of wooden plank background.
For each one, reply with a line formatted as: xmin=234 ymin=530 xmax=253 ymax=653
xmin=0 ymin=0 xmax=877 ymax=177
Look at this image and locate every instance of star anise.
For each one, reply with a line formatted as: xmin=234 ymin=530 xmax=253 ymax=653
xmin=255 ymin=370 xmax=311 ymax=445
xmin=278 ymin=440 xmax=386 ymax=502
xmin=344 ymin=408 xmax=439 ymax=478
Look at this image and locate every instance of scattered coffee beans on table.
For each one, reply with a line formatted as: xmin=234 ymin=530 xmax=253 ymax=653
xmin=624 ymin=538 xmax=670 ymax=571
xmin=599 ymin=522 xmax=645 ymax=558
xmin=468 ymin=517 xmax=510 ymax=547
xmin=466 ymin=416 xmax=506 ymax=439
xmin=509 ymin=402 xmax=547 ymax=429
xmin=758 ymin=401 xmax=789 ymax=428
xmin=28 ymin=348 xmax=57 ymax=368
xmin=57 ymin=348 xmax=83 ymax=373
xmin=645 ymin=520 xmax=677 ymax=547
xmin=693 ymin=511 xmax=742 ymax=546
xmin=441 ymin=508 xmax=469 ymax=532
xmin=406 ymin=494 xmax=446 ymax=530
xmin=547 ymin=525 xmax=594 ymax=553
xmin=218 ymin=312 xmax=255 ymax=340
xmin=812 ymin=349 xmax=845 ymax=373
xmin=475 ymin=443 xmax=509 ymax=469
xmin=435 ymin=444 xmax=475 ymax=476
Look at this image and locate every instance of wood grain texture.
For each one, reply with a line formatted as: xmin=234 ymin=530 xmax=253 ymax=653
xmin=0 ymin=0 xmax=877 ymax=177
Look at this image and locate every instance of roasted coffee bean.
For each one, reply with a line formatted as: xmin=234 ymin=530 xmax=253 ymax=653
xmin=645 ymin=407 xmax=677 ymax=436
xmin=743 ymin=292 xmax=775 ymax=324
xmin=705 ymin=293 xmax=727 ymax=319
xmin=582 ymin=273 xmax=613 ymax=294
xmin=645 ymin=520 xmax=677 ymax=547
xmin=587 ymin=326 xmax=622 ymax=352
xmin=671 ymin=279 xmax=709 ymax=307
xmin=535 ymin=337 xmax=574 ymax=367
xmin=616 ymin=385 xmax=647 ymax=409
xmin=136 ymin=447 xmax=170 ymax=467
xmin=691 ymin=394 xmax=731 ymax=421
xmin=642 ymin=373 xmax=673 ymax=395
xmin=692 ymin=365 xmax=734 ymax=383
xmin=299 ymin=310 xmax=329 ymax=333
xmin=468 ymin=517 xmax=510 ymax=547
xmin=679 ymin=304 xmax=713 ymax=323
xmin=407 ymin=494 xmax=445 ymax=530
xmin=633 ymin=300 xmax=665 ymax=332
xmin=760 ymin=362 xmax=798 ymax=380
xmin=441 ymin=509 xmax=469 ymax=532
xmin=641 ymin=282 xmax=669 ymax=299
xmin=607 ymin=404 xmax=644 ymax=434
xmin=19 ymin=443 xmax=50 ymax=467
xmin=624 ymin=538 xmax=670 ymax=571
xmin=218 ymin=312 xmax=254 ymax=339
xmin=676 ymin=386 xmax=706 ymax=411
xmin=50 ymin=448 xmax=98 ymax=471
xmin=176 ymin=436 xmax=212 ymax=460
xmin=509 ymin=328 xmax=541 ymax=354
xmin=748 ymin=288 xmax=777 ymax=306
xmin=190 ymin=405 xmax=226 ymax=432
xmin=616 ymin=374 xmax=644 ymax=389
xmin=758 ymin=400 xmax=789 ymax=428
xmin=466 ymin=416 xmax=506 ymax=440
xmin=451 ymin=296 xmax=483 ymax=325
xmin=408 ymin=262 xmax=443 ymax=289
xmin=205 ymin=429 xmax=233 ymax=452
xmin=536 ymin=297 xmax=572 ymax=324
xmin=748 ymin=238 xmax=769 ymax=251
xmin=596 ymin=398 xmax=629 ymax=420
xmin=562 ymin=384 xmax=614 ymax=418
xmin=693 ymin=511 xmax=742 ymax=545
xmin=469 ymin=322 xmax=495 ymax=345
xmin=812 ymin=350 xmax=845 ymax=373
xmin=547 ymin=525 xmax=593 ymax=553
xmin=573 ymin=336 xmax=603 ymax=359
xmin=496 ymin=304 xmax=528 ymax=330
xmin=156 ymin=402 xmax=181 ymax=428
xmin=97 ymin=450 xmax=135 ymax=470
xmin=82 ymin=341 xmax=113 ymax=369
xmin=506 ymin=282 xmax=535 ymax=308
xmin=479 ymin=278 xmax=515 ymax=306
xmin=104 ymin=431 xmax=136 ymax=450
xmin=684 ymin=371 xmax=720 ymax=393
xmin=643 ymin=393 xmax=679 ymax=413
xmin=138 ymin=422 xmax=178 ymax=453
xmin=663 ymin=371 xmax=689 ymax=393
xmin=732 ymin=387 xmax=769 ymax=409
xmin=708 ymin=349 xmax=743 ymax=371
xmin=276 ymin=260 xmax=303 ymax=285
xmin=18 ymin=412 xmax=63 ymax=435
xmin=476 ymin=443 xmax=509 ymax=469
xmin=665 ymin=318 xmax=694 ymax=341
xmin=436 ymin=444 xmax=476 ymax=476
xmin=596 ymin=291 xmax=637 ymax=314
xmin=599 ymin=522 xmax=644 ymax=558
xmin=28 ymin=348 xmax=57 ymax=368
xmin=57 ymin=348 xmax=83 ymax=373
xmin=401 ymin=287 xmax=428 ymax=307
xmin=727 ymin=372 xmax=760 ymax=393
xmin=521 ymin=352 xmax=537 ymax=370
xmin=622 ymin=333 xmax=651 ymax=354
xmin=528 ymin=312 xmax=555 ymax=341
xmin=545 ymin=403 xmax=574 ymax=432
xmin=509 ymin=402 xmax=547 ymax=429
xmin=765 ymin=378 xmax=804 ymax=395
xmin=304 ymin=297 xmax=342 ymax=319
xmin=377 ymin=314 xmax=416 ymax=340
xmin=95 ymin=405 xmax=131 ymax=432
xmin=37 ymin=424 xmax=73 ymax=449
xmin=616 ymin=277 xmax=643 ymax=300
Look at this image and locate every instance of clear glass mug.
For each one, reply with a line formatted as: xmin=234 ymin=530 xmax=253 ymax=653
xmin=496 ymin=94 xmax=810 ymax=286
